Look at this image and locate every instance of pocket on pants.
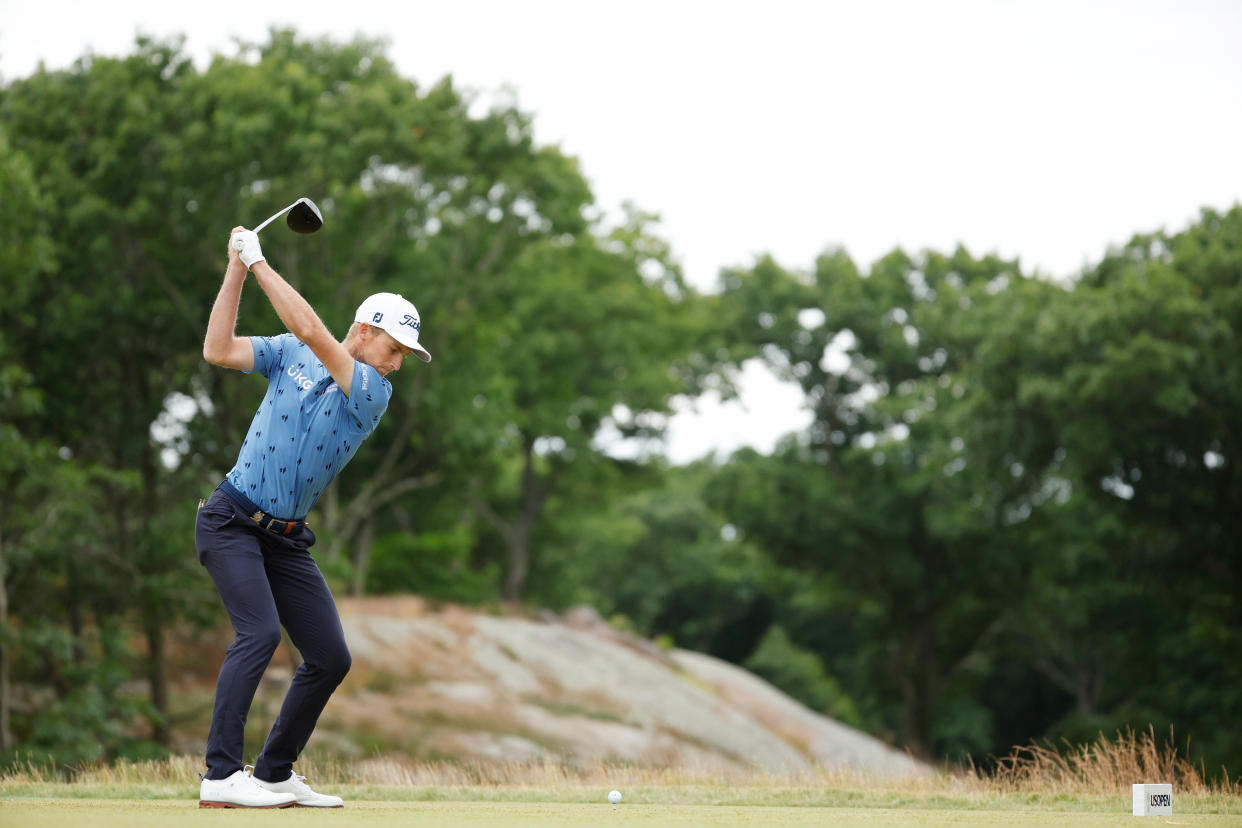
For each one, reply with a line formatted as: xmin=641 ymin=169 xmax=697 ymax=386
xmin=195 ymin=493 xmax=240 ymax=564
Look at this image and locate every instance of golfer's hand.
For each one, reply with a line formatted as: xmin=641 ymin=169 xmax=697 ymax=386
xmin=227 ymin=226 xmax=247 ymax=269
xmin=230 ymin=228 xmax=266 ymax=269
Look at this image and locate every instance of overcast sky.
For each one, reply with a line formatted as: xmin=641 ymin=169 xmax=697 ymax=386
xmin=4 ymin=0 xmax=1241 ymax=461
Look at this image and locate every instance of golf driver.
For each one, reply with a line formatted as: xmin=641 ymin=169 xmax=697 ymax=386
xmin=232 ymin=197 xmax=323 ymax=252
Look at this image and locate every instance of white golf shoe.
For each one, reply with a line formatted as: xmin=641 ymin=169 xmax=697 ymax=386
xmin=198 ymin=768 xmax=297 ymax=808
xmin=251 ymin=767 xmax=345 ymax=808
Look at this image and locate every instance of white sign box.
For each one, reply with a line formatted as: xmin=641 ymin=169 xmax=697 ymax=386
xmin=1132 ymin=783 xmax=1173 ymax=816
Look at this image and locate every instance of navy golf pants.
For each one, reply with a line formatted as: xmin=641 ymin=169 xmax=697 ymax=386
xmin=195 ymin=487 xmax=351 ymax=781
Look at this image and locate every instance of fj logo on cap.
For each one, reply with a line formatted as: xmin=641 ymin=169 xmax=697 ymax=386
xmin=399 ymin=314 xmax=420 ymax=332
xmin=372 ymin=312 xmax=383 ymax=323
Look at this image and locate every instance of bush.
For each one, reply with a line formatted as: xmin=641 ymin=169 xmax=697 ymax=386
xmin=743 ymin=625 xmax=860 ymax=727
xmin=366 ymin=527 xmax=499 ymax=604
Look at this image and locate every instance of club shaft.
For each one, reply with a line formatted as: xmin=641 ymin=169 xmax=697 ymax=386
xmin=253 ymin=201 xmax=298 ymax=235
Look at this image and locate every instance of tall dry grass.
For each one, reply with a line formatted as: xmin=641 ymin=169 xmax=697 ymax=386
xmin=2 ymin=726 xmax=1236 ymax=799
xmin=979 ymin=726 xmax=1236 ymax=796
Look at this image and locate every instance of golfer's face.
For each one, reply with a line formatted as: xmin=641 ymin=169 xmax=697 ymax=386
xmin=365 ymin=328 xmax=414 ymax=377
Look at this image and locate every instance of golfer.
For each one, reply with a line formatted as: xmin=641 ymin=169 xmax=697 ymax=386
xmin=195 ymin=226 xmax=430 ymax=808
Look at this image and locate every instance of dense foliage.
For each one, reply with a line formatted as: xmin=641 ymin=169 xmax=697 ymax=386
xmin=1 ymin=32 xmax=1237 ymax=776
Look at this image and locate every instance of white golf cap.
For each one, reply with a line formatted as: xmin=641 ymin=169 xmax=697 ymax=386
xmin=354 ymin=292 xmax=432 ymax=362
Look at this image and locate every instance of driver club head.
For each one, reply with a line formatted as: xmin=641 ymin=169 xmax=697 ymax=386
xmin=286 ymin=197 xmax=323 ymax=234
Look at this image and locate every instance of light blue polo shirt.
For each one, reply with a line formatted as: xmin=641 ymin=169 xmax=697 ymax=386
xmin=224 ymin=333 xmax=392 ymax=519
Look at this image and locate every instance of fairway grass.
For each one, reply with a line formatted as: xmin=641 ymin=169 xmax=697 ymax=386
xmin=4 ymin=736 xmax=1238 ymax=825
xmin=3 ymin=777 xmax=1239 ymax=813
xmin=1 ymin=798 xmax=1240 ymax=828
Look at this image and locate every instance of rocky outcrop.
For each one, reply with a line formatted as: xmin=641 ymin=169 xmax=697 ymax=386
xmin=321 ymin=597 xmax=927 ymax=777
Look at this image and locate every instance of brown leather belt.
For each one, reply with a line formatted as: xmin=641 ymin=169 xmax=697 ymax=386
xmin=217 ymin=480 xmax=306 ymax=536
xmin=249 ymin=510 xmax=305 ymax=536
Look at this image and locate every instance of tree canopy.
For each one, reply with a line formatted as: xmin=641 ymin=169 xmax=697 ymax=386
xmin=1 ymin=30 xmax=1238 ymax=776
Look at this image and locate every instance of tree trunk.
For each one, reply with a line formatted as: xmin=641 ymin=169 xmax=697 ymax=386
xmin=134 ymin=378 xmax=175 ymax=746
xmin=470 ymin=437 xmax=557 ymax=605
xmin=893 ymin=638 xmax=921 ymax=756
xmin=349 ymin=520 xmax=375 ymax=597
xmin=894 ymin=615 xmax=937 ymax=760
xmin=65 ymin=558 xmax=85 ymax=667
xmin=914 ymin=615 xmax=938 ymax=757
xmin=321 ymin=481 xmax=341 ymax=562
xmin=501 ymin=437 xmax=552 ymax=604
xmin=0 ymin=525 xmax=12 ymax=752
xmin=1074 ymin=664 xmax=1102 ymax=715
xmin=502 ymin=531 xmax=531 ymax=604
xmin=145 ymin=617 xmax=170 ymax=746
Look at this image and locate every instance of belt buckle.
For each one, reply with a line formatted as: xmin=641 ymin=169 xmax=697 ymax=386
xmin=248 ymin=507 xmax=298 ymax=535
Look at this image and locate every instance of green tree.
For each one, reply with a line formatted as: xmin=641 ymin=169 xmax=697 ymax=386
xmin=2 ymin=39 xmax=232 ymax=748
xmin=744 ymin=624 xmax=860 ymax=727
xmin=463 ymin=210 xmax=702 ymax=602
xmin=709 ymin=247 xmax=1056 ymax=758
xmin=962 ymin=208 xmax=1242 ymax=771
xmin=0 ymin=123 xmax=57 ymax=754
xmin=0 ymin=29 xmax=710 ymax=760
xmin=708 ymin=208 xmax=1242 ymax=771
xmin=535 ymin=462 xmax=774 ymax=661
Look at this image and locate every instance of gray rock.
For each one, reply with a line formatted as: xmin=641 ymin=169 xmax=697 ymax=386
xmin=331 ymin=597 xmax=931 ymax=777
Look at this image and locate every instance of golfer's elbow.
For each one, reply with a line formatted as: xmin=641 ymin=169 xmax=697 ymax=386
xmin=203 ymin=336 xmax=252 ymax=370
xmin=285 ymin=318 xmax=319 ymax=346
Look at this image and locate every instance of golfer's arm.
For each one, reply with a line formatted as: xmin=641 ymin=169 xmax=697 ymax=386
xmin=203 ymin=262 xmax=255 ymax=371
xmin=249 ymin=261 xmax=354 ymax=396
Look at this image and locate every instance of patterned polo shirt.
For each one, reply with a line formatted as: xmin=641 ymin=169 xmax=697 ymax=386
xmin=224 ymin=333 xmax=391 ymax=519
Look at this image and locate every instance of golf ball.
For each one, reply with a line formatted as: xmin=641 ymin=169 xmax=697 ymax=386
xmin=608 ymin=789 xmax=622 ymax=805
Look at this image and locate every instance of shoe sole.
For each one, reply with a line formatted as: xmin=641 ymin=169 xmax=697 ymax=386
xmin=199 ymin=800 xmax=296 ymax=809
